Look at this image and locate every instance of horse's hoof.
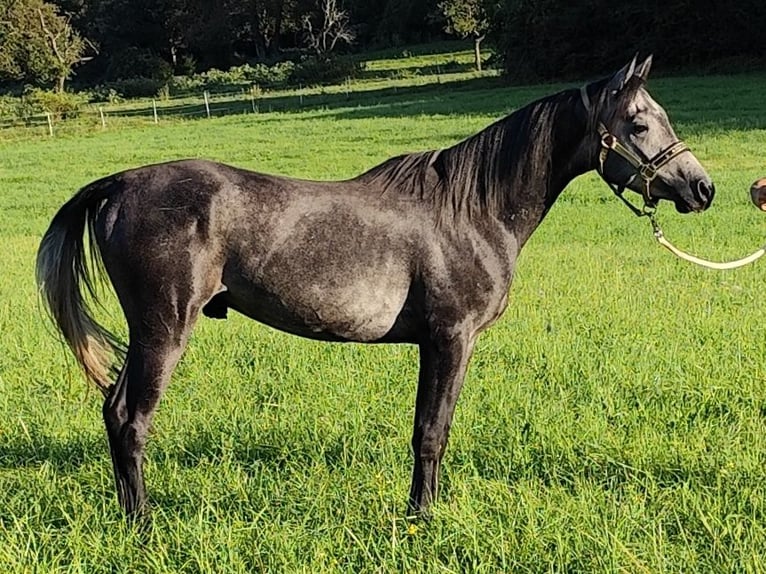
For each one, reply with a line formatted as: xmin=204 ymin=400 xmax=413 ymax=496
xmin=405 ymin=503 xmax=433 ymax=523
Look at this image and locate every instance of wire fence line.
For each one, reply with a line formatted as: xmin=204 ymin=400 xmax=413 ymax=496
xmin=0 ymin=86 xmax=305 ymax=137
xmin=0 ymin=69 xmax=497 ymax=139
xmin=6 ymin=65 xmax=427 ymax=134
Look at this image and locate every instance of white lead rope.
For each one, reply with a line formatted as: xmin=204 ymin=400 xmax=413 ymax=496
xmin=651 ymin=220 xmax=766 ymax=270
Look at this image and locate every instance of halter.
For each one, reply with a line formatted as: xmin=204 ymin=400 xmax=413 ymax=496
xmin=581 ymin=85 xmax=766 ymax=270
xmin=580 ymin=85 xmax=691 ymax=217
xmin=597 ymin=124 xmax=690 ymax=217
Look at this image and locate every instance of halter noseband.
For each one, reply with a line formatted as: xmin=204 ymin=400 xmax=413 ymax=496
xmin=581 ymin=86 xmax=691 ymax=217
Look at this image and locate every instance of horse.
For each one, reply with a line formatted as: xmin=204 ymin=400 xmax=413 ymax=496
xmin=36 ymin=55 xmax=714 ymax=519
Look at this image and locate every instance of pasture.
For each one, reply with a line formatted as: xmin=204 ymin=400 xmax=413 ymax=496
xmin=2 ymin=53 xmax=766 ymax=571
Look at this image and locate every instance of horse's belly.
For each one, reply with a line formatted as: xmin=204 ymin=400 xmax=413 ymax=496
xmin=222 ymin=203 xmax=418 ymax=342
xmin=223 ymin=280 xmax=410 ymax=343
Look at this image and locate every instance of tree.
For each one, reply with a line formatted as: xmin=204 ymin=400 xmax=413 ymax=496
xmin=438 ymin=0 xmax=490 ymax=71
xmin=302 ymin=0 xmax=355 ymax=56
xmin=376 ymin=0 xmax=441 ymax=45
xmin=0 ymin=0 xmax=92 ymax=91
xmin=36 ymin=2 xmax=92 ymax=91
xmin=243 ymin=0 xmax=299 ymax=59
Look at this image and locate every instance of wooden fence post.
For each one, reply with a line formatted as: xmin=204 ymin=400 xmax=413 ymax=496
xmin=46 ymin=113 xmax=53 ymax=137
xmin=152 ymin=100 xmax=159 ymax=124
xmin=99 ymin=107 xmax=106 ymax=129
xmin=204 ymin=91 xmax=211 ymax=118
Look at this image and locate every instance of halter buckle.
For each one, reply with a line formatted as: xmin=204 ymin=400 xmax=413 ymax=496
xmin=638 ymin=163 xmax=657 ymax=181
xmin=642 ymin=201 xmax=657 ymax=217
xmin=600 ymin=132 xmax=615 ymax=150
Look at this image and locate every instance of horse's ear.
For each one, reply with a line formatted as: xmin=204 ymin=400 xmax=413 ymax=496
xmin=606 ymin=54 xmax=638 ymax=94
xmin=635 ymin=54 xmax=653 ymax=82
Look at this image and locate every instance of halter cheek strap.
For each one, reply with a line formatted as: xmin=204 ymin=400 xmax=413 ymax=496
xmin=597 ymin=123 xmax=690 ymax=215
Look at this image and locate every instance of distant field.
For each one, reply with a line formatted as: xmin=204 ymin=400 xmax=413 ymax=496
xmin=0 ymin=40 xmax=498 ymax=138
xmin=2 ymin=48 xmax=766 ymax=572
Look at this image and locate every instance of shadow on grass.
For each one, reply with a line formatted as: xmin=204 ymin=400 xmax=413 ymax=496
xmin=355 ymin=61 xmax=478 ymax=81
xmin=463 ymin=432 xmax=726 ymax=494
xmin=359 ymin=40 xmax=473 ymax=61
xmin=0 ymin=433 xmax=105 ymax=471
xmin=108 ymin=72 xmax=766 ymax=136
xmin=0 ymin=426 xmax=380 ymax=475
xmin=166 ymin=425 xmax=392 ymax=473
xmin=110 ymin=76 xmax=516 ymax=123
xmin=0 ymin=417 xmax=727 ymax=494
xmin=2 ymin=423 xmax=730 ymax=525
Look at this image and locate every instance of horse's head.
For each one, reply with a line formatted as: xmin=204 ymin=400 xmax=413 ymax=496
xmin=587 ymin=55 xmax=715 ymax=214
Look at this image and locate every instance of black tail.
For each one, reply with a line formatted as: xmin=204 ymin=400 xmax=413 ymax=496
xmin=35 ymin=177 xmax=126 ymax=395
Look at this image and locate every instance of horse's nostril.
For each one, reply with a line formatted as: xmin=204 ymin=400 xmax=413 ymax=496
xmin=698 ymin=180 xmax=715 ymax=205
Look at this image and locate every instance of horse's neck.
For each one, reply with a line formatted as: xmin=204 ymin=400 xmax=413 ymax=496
xmin=502 ymin=99 xmax=593 ymax=247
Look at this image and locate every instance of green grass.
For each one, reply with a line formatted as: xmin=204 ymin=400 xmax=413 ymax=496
xmin=2 ymin=49 xmax=766 ymax=572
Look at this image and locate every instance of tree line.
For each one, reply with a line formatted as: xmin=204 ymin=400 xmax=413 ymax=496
xmin=1 ymin=0 xmax=763 ymax=94
xmin=499 ymin=0 xmax=766 ymax=81
xmin=0 ymin=0 xmax=460 ymax=92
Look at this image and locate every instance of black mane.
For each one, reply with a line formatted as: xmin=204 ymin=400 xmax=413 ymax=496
xmin=355 ymin=86 xmax=594 ymax=220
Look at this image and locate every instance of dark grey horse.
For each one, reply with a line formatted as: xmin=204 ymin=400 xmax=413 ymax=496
xmin=36 ymin=55 xmax=714 ymax=519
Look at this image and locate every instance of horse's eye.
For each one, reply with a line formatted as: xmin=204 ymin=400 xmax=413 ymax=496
xmin=633 ymin=123 xmax=648 ymax=135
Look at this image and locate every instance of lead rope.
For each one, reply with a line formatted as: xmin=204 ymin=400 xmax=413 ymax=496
xmin=649 ymin=214 xmax=766 ymax=270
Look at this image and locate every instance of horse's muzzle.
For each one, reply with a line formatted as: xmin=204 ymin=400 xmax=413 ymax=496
xmin=678 ymin=179 xmax=715 ymax=213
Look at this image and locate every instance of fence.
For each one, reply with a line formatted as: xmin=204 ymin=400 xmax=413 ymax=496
xmin=0 ymin=69 xmax=498 ymax=139
xmin=0 ymin=86 xmax=309 ymax=137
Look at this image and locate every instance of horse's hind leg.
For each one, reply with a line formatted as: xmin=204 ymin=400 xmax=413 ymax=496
xmin=96 ymin=210 xmax=222 ymax=517
xmin=103 ymin=327 xmax=190 ymax=517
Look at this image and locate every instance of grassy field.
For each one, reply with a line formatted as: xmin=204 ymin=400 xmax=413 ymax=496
xmin=2 ymin=50 xmax=766 ymax=572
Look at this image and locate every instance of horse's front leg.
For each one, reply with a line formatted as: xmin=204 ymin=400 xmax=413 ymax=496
xmin=408 ymin=331 xmax=476 ymax=517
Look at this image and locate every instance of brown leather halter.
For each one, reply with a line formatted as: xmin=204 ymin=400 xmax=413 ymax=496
xmin=581 ymin=86 xmax=691 ymax=217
